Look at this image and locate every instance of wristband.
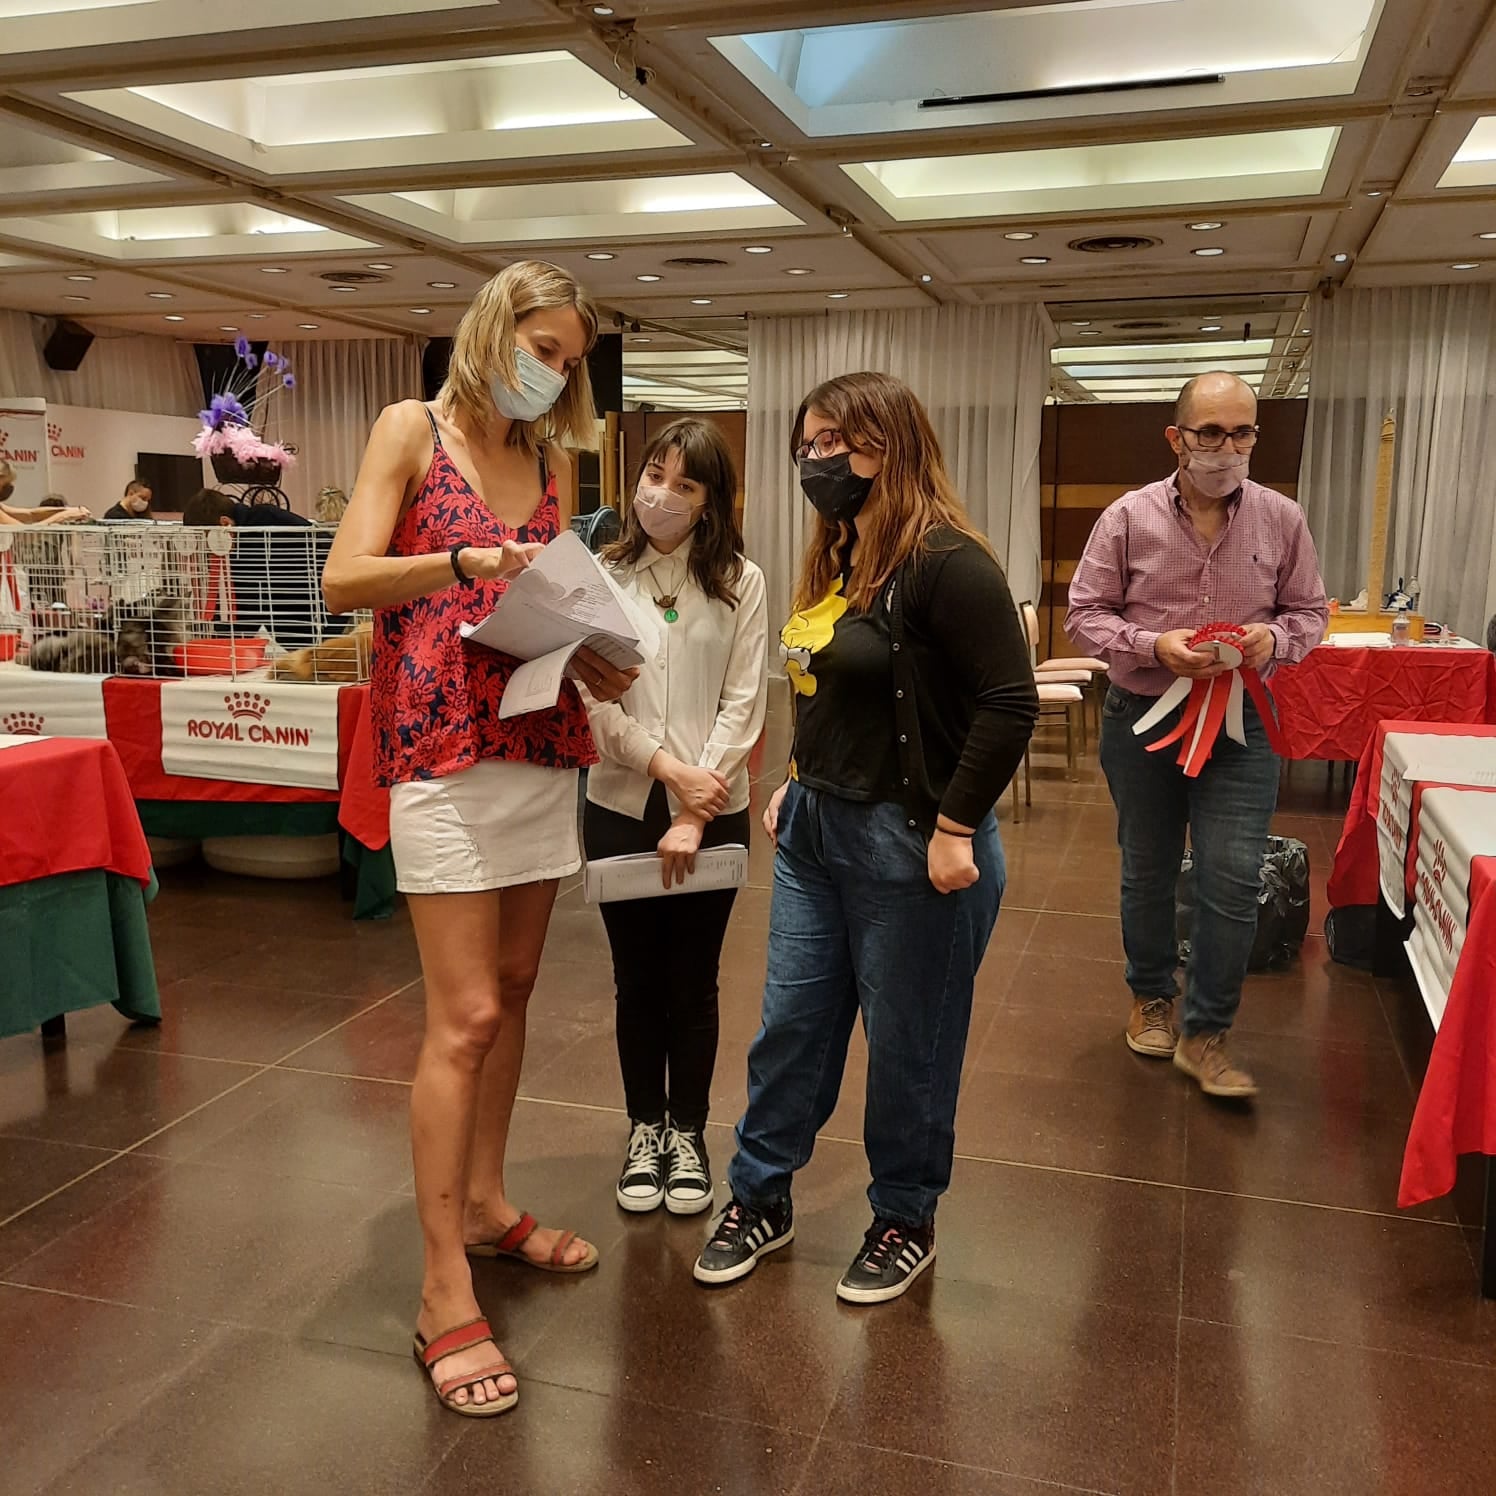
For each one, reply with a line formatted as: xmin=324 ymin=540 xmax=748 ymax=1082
xmin=449 ymin=543 xmax=474 ymax=586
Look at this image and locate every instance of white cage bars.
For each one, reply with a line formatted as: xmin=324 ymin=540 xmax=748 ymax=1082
xmin=0 ymin=522 xmax=369 ymax=683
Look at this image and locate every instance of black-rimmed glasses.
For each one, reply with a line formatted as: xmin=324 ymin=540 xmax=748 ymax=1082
xmin=1178 ymin=424 xmax=1260 ymax=451
xmin=793 ymin=429 xmax=847 ymax=463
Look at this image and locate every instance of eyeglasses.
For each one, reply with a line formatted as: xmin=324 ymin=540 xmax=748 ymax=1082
xmin=1179 ymin=424 xmax=1260 ymax=451
xmin=793 ymin=428 xmax=847 ymax=463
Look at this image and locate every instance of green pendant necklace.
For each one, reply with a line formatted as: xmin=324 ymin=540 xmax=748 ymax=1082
xmin=645 ymin=558 xmax=684 ymax=624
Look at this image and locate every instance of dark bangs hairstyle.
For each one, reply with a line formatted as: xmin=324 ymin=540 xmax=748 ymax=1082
xmin=604 ymin=417 xmax=745 ymax=608
xmin=789 ymin=370 xmax=994 ymax=614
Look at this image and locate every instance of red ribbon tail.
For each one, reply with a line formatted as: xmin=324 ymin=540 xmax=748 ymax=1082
xmin=1145 ymin=679 xmax=1207 ymax=755
xmin=1181 ymin=675 xmax=1232 ymax=777
xmin=1242 ymin=668 xmax=1288 ymax=755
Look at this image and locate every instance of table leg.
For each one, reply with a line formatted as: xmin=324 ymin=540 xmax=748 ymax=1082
xmin=39 ymin=1014 xmax=66 ymax=1040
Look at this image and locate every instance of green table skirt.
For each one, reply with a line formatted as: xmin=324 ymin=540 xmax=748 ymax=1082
xmin=135 ymin=801 xmax=396 ymax=921
xmin=0 ymin=868 xmax=162 ymax=1041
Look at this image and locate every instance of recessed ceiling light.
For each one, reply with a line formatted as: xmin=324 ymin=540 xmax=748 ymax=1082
xmin=690 ymin=297 xmax=713 ymax=305
xmin=63 ymin=294 xmax=89 ymax=302
xmin=218 ymin=325 xmax=239 ymax=331
xmin=147 ymin=291 xmax=173 ymax=299
xmin=743 ymin=245 xmax=773 ymax=254
xmin=260 ymin=266 xmax=289 ymax=274
xmin=249 ymin=313 xmax=270 ymax=319
xmin=630 ymin=337 xmax=652 ymax=344
xmin=331 ymin=286 xmax=358 ymax=293
xmin=1200 ymin=324 xmax=1223 ymax=332
xmin=1020 ymin=256 xmax=1050 ymax=265
xmin=1300 ymin=326 xmax=1311 ymax=333
xmin=586 ymin=252 xmax=616 ymax=261
xmin=1332 ymin=252 xmax=1350 ymax=263
xmin=1452 ymin=262 xmax=1480 ymax=270
xmin=298 ymin=323 xmax=320 ymax=330
xmin=1479 ymin=232 xmax=1496 ymax=241
xmin=1079 ymin=330 xmax=1103 ymax=336
xmin=827 ymin=292 xmax=849 ymax=299
xmin=64 ymin=274 xmax=94 ymax=283
xmin=1192 ymin=247 xmax=1225 ymax=257
xmin=785 ymin=267 xmax=814 ymax=275
xmin=1072 ymin=320 xmax=1092 ymax=327
xmin=163 ymin=314 xmax=185 ymax=322
xmin=428 ymin=281 xmax=457 ymax=289
xmin=593 ymin=3 xmax=614 ymax=13
xmin=920 ymin=273 xmax=933 ymax=283
xmin=409 ymin=307 xmax=432 ymax=315
xmin=1188 ymin=221 xmax=1224 ymax=231
xmin=636 ymin=274 xmax=662 ymax=282
xmin=365 ymin=262 xmax=394 ymax=271
xmin=758 ymin=140 xmax=773 ymax=149
xmin=1003 ymin=232 xmax=1036 ymax=241
xmin=1365 ymin=190 xmax=1384 ymax=198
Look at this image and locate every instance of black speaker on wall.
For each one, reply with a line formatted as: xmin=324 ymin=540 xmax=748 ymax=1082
xmin=422 ymin=339 xmax=453 ymax=403
xmin=588 ymin=332 xmax=623 ymax=415
xmin=43 ymin=318 xmax=94 ymax=372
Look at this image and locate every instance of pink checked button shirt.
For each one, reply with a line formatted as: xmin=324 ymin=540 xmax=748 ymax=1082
xmin=1065 ymin=476 xmax=1329 ymax=698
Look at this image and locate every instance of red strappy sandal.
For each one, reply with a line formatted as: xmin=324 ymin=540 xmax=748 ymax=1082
xmin=413 ymin=1317 xmax=518 ymax=1418
xmin=466 ymin=1211 xmax=599 ymax=1274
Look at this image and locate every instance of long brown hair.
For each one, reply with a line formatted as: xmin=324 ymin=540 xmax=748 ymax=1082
xmin=604 ymin=418 xmax=745 ymax=608
xmin=790 ymin=371 xmax=993 ymax=613
xmin=439 ymin=260 xmax=599 ymax=454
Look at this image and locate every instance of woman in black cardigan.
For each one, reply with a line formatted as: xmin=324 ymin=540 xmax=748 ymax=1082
xmin=695 ymin=371 xmax=1038 ymax=1304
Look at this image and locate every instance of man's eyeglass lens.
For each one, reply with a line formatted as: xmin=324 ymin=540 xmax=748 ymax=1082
xmin=1185 ymin=425 xmax=1259 ymax=450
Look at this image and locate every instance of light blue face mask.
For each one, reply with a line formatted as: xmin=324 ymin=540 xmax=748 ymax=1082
xmin=490 ymin=346 xmax=568 ymax=423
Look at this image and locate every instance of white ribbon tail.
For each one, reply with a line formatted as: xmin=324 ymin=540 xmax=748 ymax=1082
xmin=1132 ymin=675 xmax=1193 ymax=737
xmin=1225 ymin=669 xmax=1246 ymax=746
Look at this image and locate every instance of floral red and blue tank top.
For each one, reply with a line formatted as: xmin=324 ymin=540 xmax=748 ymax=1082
xmin=370 ymin=408 xmax=597 ymax=787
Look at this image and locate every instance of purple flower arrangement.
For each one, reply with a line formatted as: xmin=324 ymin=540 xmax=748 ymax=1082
xmin=192 ymin=336 xmax=298 ymax=469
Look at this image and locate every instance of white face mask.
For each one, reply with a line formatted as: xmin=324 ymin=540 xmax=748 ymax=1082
xmin=490 ymin=346 xmax=568 ymax=424
xmin=633 ymin=483 xmax=697 ymax=544
xmin=1182 ymin=447 xmax=1250 ymax=499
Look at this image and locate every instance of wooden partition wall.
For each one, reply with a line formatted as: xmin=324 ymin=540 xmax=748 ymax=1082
xmin=1038 ymin=399 xmax=1308 ymax=659
xmin=612 ymin=410 xmax=748 ymax=533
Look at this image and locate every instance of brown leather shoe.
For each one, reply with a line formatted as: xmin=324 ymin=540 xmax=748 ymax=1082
xmin=1125 ymin=998 xmax=1179 ymax=1058
xmin=1173 ymin=1031 xmax=1258 ymax=1098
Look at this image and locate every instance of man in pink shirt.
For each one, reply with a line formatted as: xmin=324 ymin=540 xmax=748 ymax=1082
xmin=1066 ymin=372 xmax=1327 ymax=1099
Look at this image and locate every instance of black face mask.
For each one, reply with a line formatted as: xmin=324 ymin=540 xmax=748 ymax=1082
xmin=798 ymin=453 xmax=875 ymax=524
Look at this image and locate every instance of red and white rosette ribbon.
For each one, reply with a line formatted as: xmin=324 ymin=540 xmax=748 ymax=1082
xmin=1132 ymin=622 xmax=1288 ymax=777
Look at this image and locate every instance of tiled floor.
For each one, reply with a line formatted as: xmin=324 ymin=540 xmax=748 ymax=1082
xmin=5 ymin=691 xmax=1496 ymax=1495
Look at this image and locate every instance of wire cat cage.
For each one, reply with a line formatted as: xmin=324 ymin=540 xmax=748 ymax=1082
xmin=0 ymin=523 xmax=369 ymax=683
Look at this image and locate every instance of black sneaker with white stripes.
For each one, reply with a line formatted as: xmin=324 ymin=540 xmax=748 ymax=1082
xmin=662 ymin=1121 xmax=714 ymax=1216
xmin=616 ymin=1120 xmax=666 ymax=1212
xmin=835 ymin=1217 xmax=936 ymax=1304
xmin=692 ymin=1197 xmax=794 ymax=1285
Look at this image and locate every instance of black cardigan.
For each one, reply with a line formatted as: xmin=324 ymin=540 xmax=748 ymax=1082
xmin=888 ymin=529 xmax=1039 ymax=833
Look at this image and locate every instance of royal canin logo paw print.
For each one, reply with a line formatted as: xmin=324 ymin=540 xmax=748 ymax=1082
xmin=224 ymin=691 xmax=269 ymax=722
xmin=0 ymin=430 xmax=8 ymax=449
xmin=2 ymin=711 xmax=45 ymax=736
xmin=47 ymin=423 xmax=62 ymax=443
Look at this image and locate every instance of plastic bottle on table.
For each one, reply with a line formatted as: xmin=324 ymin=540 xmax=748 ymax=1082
xmin=1390 ymin=614 xmax=1411 ymax=646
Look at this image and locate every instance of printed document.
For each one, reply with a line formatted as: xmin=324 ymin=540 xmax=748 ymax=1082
xmin=584 ymin=845 xmax=749 ymax=903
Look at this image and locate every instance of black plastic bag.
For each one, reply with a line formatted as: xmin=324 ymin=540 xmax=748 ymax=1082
xmin=1176 ymin=835 xmax=1311 ymax=973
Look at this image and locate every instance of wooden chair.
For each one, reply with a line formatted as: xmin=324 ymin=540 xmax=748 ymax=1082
xmin=1011 ymin=602 xmax=1086 ymax=820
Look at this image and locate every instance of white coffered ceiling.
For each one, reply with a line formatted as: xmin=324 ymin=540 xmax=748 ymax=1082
xmin=0 ymin=0 xmax=1493 ymax=407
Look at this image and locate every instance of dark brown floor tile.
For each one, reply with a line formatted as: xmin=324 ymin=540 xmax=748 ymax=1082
xmin=1229 ymin=951 xmax=1395 ymax=1047
xmin=1040 ymin=872 xmax=1124 ymax=915
xmin=134 ymin=1068 xmax=413 ymax=1190
xmin=0 ymin=1153 xmax=165 ymax=1274
xmin=937 ymin=1155 xmax=1183 ymax=1314
xmin=522 ymin=1029 xmax=627 ymax=1112
xmin=969 ymin=1002 xmax=1172 ymax=1092
xmin=822 ymin=1277 xmax=1176 ymax=1496
xmin=1204 ymin=1030 xmax=1413 ymax=1118
xmin=41 ymin=1327 xmax=465 ymax=1496
xmin=139 ymin=918 xmax=265 ymax=987
xmin=1182 ymin=1192 xmax=1496 ymax=1363
xmin=1022 ymin=911 xmax=1124 ymax=963
xmin=796 ymin=1441 xmax=1103 ymax=1496
xmin=0 ymin=1286 xmax=231 ymax=1494
xmin=285 ymin=998 xmax=429 ymax=1081
xmin=225 ymin=931 xmax=423 ymax=999
xmin=0 ymin=1041 xmax=256 ymax=1150
xmin=954 ymin=1065 xmax=1187 ymax=1186
xmin=426 ymin=1380 xmax=814 ymax=1496
xmin=1174 ymin=1319 xmax=1496 ymax=1496
xmin=0 ymin=1135 xmax=114 ymax=1218
xmin=1002 ymin=953 xmax=1129 ymax=1014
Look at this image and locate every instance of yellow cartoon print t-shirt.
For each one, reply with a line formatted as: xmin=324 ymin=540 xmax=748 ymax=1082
xmin=781 ymin=577 xmax=848 ymax=697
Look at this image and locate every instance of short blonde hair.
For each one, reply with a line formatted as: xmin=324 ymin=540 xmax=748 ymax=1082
xmin=315 ymin=486 xmax=348 ymax=523
xmin=439 ymin=261 xmax=599 ymax=453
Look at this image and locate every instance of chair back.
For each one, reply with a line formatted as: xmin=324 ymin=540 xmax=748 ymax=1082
xmin=1019 ymin=599 xmax=1040 ymax=650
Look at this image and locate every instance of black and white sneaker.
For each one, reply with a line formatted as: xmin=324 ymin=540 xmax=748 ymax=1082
xmin=662 ymin=1122 xmax=714 ymax=1216
xmin=616 ymin=1120 xmax=666 ymax=1212
xmin=692 ymin=1198 xmax=794 ymax=1285
xmin=835 ymin=1218 xmax=936 ymax=1304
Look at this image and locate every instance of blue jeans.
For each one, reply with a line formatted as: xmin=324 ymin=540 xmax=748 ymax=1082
xmin=1098 ymin=683 xmax=1281 ymax=1035
xmin=726 ymin=781 xmax=1004 ymax=1228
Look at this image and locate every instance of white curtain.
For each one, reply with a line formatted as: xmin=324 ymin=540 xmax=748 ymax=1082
xmin=744 ymin=304 xmax=1054 ymax=650
xmin=252 ymin=338 xmax=423 ymax=515
xmin=1300 ymin=284 xmax=1496 ymax=642
xmin=0 ymin=309 xmax=200 ymax=416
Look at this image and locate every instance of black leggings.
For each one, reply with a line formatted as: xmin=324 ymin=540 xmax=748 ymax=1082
xmin=583 ymin=784 xmax=751 ymax=1131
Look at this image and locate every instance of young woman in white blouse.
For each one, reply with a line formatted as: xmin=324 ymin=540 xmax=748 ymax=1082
xmin=583 ymin=418 xmax=768 ymax=1216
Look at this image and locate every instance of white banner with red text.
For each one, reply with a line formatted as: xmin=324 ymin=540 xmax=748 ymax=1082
xmin=0 ymin=664 xmax=107 ymax=739
xmin=159 ymin=679 xmax=341 ymax=790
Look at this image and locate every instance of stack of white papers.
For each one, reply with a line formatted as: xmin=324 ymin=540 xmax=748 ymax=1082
xmin=584 ymin=845 xmax=749 ymax=903
xmin=459 ymin=531 xmax=657 ymax=718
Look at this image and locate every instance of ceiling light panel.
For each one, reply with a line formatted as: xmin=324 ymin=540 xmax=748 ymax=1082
xmin=711 ymin=1 xmax=1379 ymax=138
xmin=0 ymin=121 xmax=164 ymax=196
xmin=1438 ymin=117 xmax=1496 ymax=189
xmin=843 ymin=128 xmax=1340 ymax=221
xmin=65 ymin=52 xmax=690 ymax=175
xmin=342 ymin=174 xmax=800 ymax=246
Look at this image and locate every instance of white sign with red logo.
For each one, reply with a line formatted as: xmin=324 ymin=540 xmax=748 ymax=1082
xmin=159 ymin=680 xmax=341 ymax=790
xmin=0 ymin=666 xmax=108 ymax=739
xmin=1405 ymin=787 xmax=1496 ymax=1029
xmin=0 ymin=405 xmax=48 ymax=506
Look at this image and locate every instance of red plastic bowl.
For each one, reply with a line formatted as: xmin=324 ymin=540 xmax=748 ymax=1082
xmin=0 ymin=633 xmax=18 ymax=664
xmin=173 ymin=638 xmax=268 ymax=676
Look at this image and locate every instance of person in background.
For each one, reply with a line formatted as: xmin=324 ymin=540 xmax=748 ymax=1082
xmin=102 ymin=478 xmax=153 ymax=519
xmin=0 ymin=464 xmax=89 ymax=525
xmin=1066 ymin=371 xmax=1328 ymax=1100
xmin=39 ymin=494 xmax=68 ymax=508
xmin=583 ymin=418 xmax=767 ymax=1219
xmin=323 ymin=260 xmax=637 ymax=1420
xmin=694 ymin=371 xmax=1038 ymax=1305
xmin=315 ymin=486 xmax=349 ymax=524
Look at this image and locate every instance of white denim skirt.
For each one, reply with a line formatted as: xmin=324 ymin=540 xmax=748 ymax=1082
xmin=388 ymin=758 xmax=580 ymax=895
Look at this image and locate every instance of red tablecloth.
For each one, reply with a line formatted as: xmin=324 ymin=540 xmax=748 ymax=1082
xmin=1273 ymin=646 xmax=1496 ymax=762
xmin=0 ymin=737 xmax=151 ymax=889
xmin=1400 ymin=853 xmax=1496 ymax=1207
xmin=1327 ymin=720 xmax=1496 ymax=909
